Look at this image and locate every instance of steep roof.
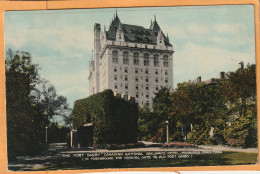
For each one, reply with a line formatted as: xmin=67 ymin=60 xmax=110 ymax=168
xmin=106 ymin=14 xmax=171 ymax=46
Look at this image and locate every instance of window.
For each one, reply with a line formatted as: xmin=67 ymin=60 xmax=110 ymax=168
xmin=165 ymin=70 xmax=168 ymax=75
xmin=146 ymin=93 xmax=149 ymax=98
xmin=114 ymin=67 xmax=117 ymax=72
xmin=135 ymin=44 xmax=137 ymax=48
xmin=125 ymin=84 xmax=128 ymax=89
xmin=146 ymin=84 xmax=149 ymax=90
xmin=135 ymin=76 xmax=138 ymax=82
xmin=146 ymin=77 xmax=149 ymax=82
xmin=155 ymin=69 xmax=158 ymax=75
xmin=155 ymin=77 xmax=158 ymax=83
xmin=135 ymin=68 xmax=138 ymax=74
xmin=154 ymin=54 xmax=159 ymax=67
xmin=145 ymin=69 xmax=149 ymax=74
xmin=146 ymin=101 xmax=149 ymax=106
xmin=114 ymin=84 xmax=118 ymax=89
xmin=119 ymin=34 xmax=122 ymax=39
xmin=114 ymin=75 xmax=117 ymax=80
xmin=144 ymin=53 xmax=149 ymax=66
xmin=165 ymin=78 xmax=168 ymax=83
xmin=123 ymin=52 xmax=129 ymax=64
xmin=156 ymin=86 xmax=159 ymax=91
xmin=112 ymin=51 xmax=118 ymax=63
xmin=135 ymin=84 xmax=139 ymax=90
xmin=125 ymin=67 xmax=128 ymax=73
xmin=145 ymin=45 xmax=147 ymax=49
xmin=136 ymin=92 xmax=139 ymax=98
xmin=163 ymin=55 xmax=169 ymax=67
xmin=133 ymin=53 xmax=139 ymax=65
xmin=125 ymin=75 xmax=128 ymax=81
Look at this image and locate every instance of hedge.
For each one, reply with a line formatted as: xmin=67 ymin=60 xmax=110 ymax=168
xmin=71 ymin=89 xmax=138 ymax=145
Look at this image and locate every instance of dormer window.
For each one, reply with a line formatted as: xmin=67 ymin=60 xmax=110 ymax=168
xmin=119 ymin=34 xmax=122 ymax=39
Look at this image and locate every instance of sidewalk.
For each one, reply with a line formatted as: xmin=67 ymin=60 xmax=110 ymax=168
xmin=198 ymin=145 xmax=258 ymax=153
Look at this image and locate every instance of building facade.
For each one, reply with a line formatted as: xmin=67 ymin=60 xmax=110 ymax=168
xmin=88 ymin=13 xmax=174 ymax=107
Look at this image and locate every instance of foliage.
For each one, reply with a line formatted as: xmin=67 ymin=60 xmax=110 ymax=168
xmin=137 ymin=63 xmax=256 ymax=147
xmin=221 ymin=64 xmax=257 ymax=147
xmin=5 ymin=49 xmax=71 ymax=160
xmin=162 ymin=142 xmax=197 ymax=148
xmin=138 ymin=87 xmax=173 ymax=143
xmin=71 ymin=89 xmax=138 ymax=145
xmin=47 ymin=122 xmax=71 ymax=143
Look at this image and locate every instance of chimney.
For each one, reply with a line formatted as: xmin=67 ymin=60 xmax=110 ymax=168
xmin=197 ymin=76 xmax=201 ymax=83
xmin=239 ymin=61 xmax=244 ymax=69
xmin=220 ymin=72 xmax=225 ymax=79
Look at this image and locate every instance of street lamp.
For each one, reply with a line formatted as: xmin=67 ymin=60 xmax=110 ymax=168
xmin=166 ymin=120 xmax=169 ymax=143
xmin=45 ymin=126 xmax=48 ymax=143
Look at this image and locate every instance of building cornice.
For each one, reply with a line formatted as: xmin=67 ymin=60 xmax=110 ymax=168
xmin=99 ymin=44 xmax=174 ymax=59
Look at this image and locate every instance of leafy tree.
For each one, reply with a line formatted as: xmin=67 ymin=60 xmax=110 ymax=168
xmin=138 ymin=106 xmax=157 ymax=141
xmin=170 ymin=80 xmax=227 ymax=144
xmin=138 ymin=87 xmax=173 ymax=143
xmin=151 ymin=87 xmax=173 ymax=142
xmin=222 ymin=64 xmax=257 ymax=147
xmin=5 ymin=49 xmax=46 ymax=159
xmin=32 ymin=78 xmax=71 ymax=123
xmin=5 ymin=49 xmax=72 ymax=160
xmin=169 ymin=82 xmax=196 ymax=141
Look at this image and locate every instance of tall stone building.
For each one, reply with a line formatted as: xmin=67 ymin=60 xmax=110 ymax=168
xmin=88 ymin=12 xmax=174 ymax=107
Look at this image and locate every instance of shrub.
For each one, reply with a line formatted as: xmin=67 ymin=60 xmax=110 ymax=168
xmin=72 ymin=89 xmax=138 ymax=145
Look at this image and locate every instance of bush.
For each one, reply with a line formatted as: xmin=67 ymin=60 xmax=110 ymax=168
xmin=162 ymin=142 xmax=197 ymax=148
xmin=72 ymin=89 xmax=138 ymax=145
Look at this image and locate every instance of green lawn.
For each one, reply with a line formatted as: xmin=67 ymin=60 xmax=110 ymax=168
xmin=36 ymin=151 xmax=258 ymax=170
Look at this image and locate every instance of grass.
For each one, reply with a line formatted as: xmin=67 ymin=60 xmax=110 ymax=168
xmin=36 ymin=151 xmax=258 ymax=170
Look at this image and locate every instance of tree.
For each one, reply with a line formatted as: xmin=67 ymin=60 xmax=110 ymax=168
xmin=5 ymin=49 xmax=72 ymax=160
xmin=222 ymin=64 xmax=257 ymax=147
xmin=32 ymin=78 xmax=72 ymax=123
xmin=5 ymin=49 xmax=46 ymax=159
xmin=170 ymin=80 xmax=227 ymax=144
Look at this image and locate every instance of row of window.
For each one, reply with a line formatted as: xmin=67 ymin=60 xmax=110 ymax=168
xmin=114 ymin=75 xmax=168 ymax=83
xmin=112 ymin=51 xmax=169 ymax=67
xmin=114 ymin=67 xmax=169 ymax=75
xmin=114 ymin=83 xmax=163 ymax=91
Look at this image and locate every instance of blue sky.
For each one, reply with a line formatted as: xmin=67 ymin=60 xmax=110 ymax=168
xmin=4 ymin=5 xmax=256 ymax=108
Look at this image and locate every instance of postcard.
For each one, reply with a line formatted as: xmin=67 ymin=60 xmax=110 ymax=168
xmin=0 ymin=1 xmax=259 ymax=173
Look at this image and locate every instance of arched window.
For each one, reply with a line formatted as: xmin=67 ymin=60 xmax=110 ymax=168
xmin=112 ymin=51 xmax=118 ymax=63
xmin=154 ymin=54 xmax=159 ymax=67
xmin=133 ymin=52 xmax=139 ymax=65
xmin=144 ymin=53 xmax=149 ymax=66
xmin=123 ymin=52 xmax=129 ymax=64
xmin=163 ymin=55 xmax=168 ymax=67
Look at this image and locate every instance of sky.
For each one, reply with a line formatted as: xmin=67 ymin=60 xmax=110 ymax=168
xmin=4 ymin=5 xmax=256 ymax=108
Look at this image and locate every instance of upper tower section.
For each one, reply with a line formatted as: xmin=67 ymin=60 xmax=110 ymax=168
xmin=104 ymin=13 xmax=172 ymax=47
xmin=94 ymin=23 xmax=101 ymax=57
